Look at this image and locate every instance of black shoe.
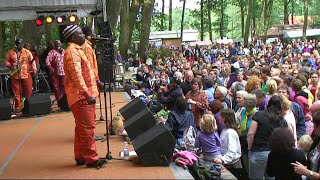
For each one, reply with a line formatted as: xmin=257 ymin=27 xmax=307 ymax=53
xmin=76 ymin=159 xmax=85 ymax=166
xmin=86 ymin=158 xmax=106 ymax=169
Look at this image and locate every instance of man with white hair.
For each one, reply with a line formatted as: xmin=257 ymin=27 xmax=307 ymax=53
xmin=214 ymin=86 xmax=231 ymax=109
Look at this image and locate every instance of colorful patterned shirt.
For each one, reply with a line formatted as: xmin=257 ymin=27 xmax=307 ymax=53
xmin=46 ymin=48 xmax=65 ymax=76
xmin=5 ymin=48 xmax=36 ymax=79
xmin=64 ymin=42 xmax=99 ymax=107
xmin=81 ymin=39 xmax=99 ymax=81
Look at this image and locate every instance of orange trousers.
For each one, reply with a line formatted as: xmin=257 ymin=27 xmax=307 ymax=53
xmin=11 ymin=77 xmax=33 ymax=110
xmin=71 ymin=99 xmax=98 ymax=164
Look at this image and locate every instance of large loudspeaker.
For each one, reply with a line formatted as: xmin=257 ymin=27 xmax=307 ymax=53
xmin=24 ymin=93 xmax=51 ymax=116
xmin=132 ymin=123 xmax=176 ymax=166
xmin=119 ymin=98 xmax=146 ymax=120
xmin=124 ymin=107 xmax=156 ymax=140
xmin=0 ymin=98 xmax=11 ymax=120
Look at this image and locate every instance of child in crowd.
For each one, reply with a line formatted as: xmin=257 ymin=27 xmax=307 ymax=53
xmin=214 ymin=109 xmax=242 ymax=179
xmin=195 ymin=114 xmax=221 ymax=161
xmin=298 ymin=135 xmax=313 ymax=157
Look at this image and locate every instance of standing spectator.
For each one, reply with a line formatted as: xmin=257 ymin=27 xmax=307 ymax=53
xmin=266 ymin=127 xmax=307 ymax=180
xmin=292 ymin=111 xmax=320 ymax=179
xmin=210 ymin=100 xmax=224 ymax=135
xmin=278 ymin=84 xmax=306 ymax=139
xmin=203 ymin=76 xmax=215 ymax=103
xmin=309 ymin=71 xmax=319 ymax=99
xmin=292 ymin=78 xmax=313 ymax=136
xmin=185 ymin=78 xmax=208 ymax=128
xmin=214 ymin=109 xmax=242 ymax=179
xmin=247 ymin=95 xmax=288 ymax=179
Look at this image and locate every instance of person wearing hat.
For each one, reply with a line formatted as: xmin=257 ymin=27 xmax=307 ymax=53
xmin=63 ymin=25 xmax=105 ymax=168
xmin=5 ymin=38 xmax=37 ymax=113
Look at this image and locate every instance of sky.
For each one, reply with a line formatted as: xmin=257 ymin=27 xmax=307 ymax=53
xmin=154 ymin=0 xmax=200 ymax=13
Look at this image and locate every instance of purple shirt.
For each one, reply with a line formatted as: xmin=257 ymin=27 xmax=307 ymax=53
xmin=195 ymin=131 xmax=221 ymax=156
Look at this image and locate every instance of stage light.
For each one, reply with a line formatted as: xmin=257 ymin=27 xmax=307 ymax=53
xmin=45 ymin=16 xmax=54 ymax=24
xmin=56 ymin=16 xmax=66 ymax=23
xmin=35 ymin=16 xmax=44 ymax=26
xmin=69 ymin=14 xmax=77 ymax=23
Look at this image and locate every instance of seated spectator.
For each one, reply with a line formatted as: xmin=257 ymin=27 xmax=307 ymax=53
xmin=159 ymin=76 xmax=183 ymax=110
xmin=165 ymin=97 xmax=196 ymax=144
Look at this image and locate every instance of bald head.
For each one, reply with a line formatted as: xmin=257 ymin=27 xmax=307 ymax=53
xmin=311 ymin=101 xmax=320 ymax=115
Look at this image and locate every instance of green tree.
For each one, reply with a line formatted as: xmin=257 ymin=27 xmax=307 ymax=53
xmin=120 ymin=0 xmax=130 ymax=61
xmin=139 ymin=0 xmax=155 ymax=60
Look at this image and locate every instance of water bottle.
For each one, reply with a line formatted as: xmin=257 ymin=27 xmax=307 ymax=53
xmin=123 ymin=141 xmax=129 ymax=160
xmin=188 ymin=103 xmax=192 ymax=110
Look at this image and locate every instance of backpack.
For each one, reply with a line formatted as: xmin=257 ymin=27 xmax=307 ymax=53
xmin=181 ymin=126 xmax=196 ymax=152
xmin=187 ymin=159 xmax=222 ymax=180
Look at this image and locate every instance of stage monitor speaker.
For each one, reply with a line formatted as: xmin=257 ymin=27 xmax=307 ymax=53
xmin=24 ymin=93 xmax=51 ymax=116
xmin=124 ymin=107 xmax=156 ymax=140
xmin=0 ymin=98 xmax=11 ymax=120
xmin=132 ymin=123 xmax=176 ymax=166
xmin=119 ymin=98 xmax=146 ymax=120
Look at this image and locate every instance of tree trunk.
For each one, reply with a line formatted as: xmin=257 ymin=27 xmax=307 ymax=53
xmin=263 ymin=0 xmax=274 ymax=42
xmin=291 ymin=0 xmax=294 ymax=24
xmin=169 ymin=0 xmax=172 ymax=31
xmin=9 ymin=21 xmax=17 ymax=44
xmin=284 ymin=0 xmax=289 ymax=24
xmin=180 ymin=0 xmax=186 ymax=42
xmin=18 ymin=20 xmax=45 ymax=47
xmin=239 ymin=0 xmax=244 ymax=38
xmin=161 ymin=0 xmax=165 ymax=31
xmin=303 ymin=0 xmax=308 ymax=39
xmin=207 ymin=0 xmax=213 ymax=41
xmin=0 ymin=22 xmax=5 ymax=59
xmin=128 ymin=0 xmax=141 ymax=49
xmin=220 ymin=0 xmax=224 ymax=38
xmin=200 ymin=0 xmax=204 ymax=41
xmin=256 ymin=1 xmax=264 ymax=40
xmin=252 ymin=13 xmax=256 ymax=43
xmin=120 ymin=0 xmax=130 ymax=62
xmin=138 ymin=0 xmax=155 ymax=61
xmin=244 ymin=0 xmax=252 ymax=47
xmin=106 ymin=0 xmax=122 ymax=33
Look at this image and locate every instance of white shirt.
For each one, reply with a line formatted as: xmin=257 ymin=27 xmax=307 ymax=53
xmin=284 ymin=110 xmax=298 ymax=147
xmin=220 ymin=128 xmax=241 ymax=166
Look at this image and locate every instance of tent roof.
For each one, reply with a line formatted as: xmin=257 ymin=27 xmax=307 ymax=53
xmin=149 ymin=30 xmax=199 ymax=42
xmin=284 ymin=29 xmax=320 ymax=38
xmin=0 ymin=0 xmax=100 ymax=21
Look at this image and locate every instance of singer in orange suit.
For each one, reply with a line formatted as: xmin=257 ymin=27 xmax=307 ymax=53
xmin=63 ymin=25 xmax=105 ymax=168
xmin=5 ymin=38 xmax=37 ymax=112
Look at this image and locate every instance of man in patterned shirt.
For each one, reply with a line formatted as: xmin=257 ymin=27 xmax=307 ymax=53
xmin=63 ymin=25 xmax=105 ymax=168
xmin=46 ymin=40 xmax=65 ymax=101
xmin=5 ymin=38 xmax=37 ymax=112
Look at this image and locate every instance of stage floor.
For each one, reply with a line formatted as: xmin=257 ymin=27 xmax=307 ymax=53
xmin=0 ymin=92 xmax=186 ymax=179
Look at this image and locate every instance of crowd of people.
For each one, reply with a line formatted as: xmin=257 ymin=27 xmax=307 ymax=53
xmin=126 ymin=38 xmax=320 ymax=179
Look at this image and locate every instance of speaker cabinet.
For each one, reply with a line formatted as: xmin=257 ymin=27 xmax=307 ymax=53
xmin=132 ymin=123 xmax=176 ymax=166
xmin=119 ymin=98 xmax=147 ymax=120
xmin=24 ymin=93 xmax=51 ymax=116
xmin=124 ymin=107 xmax=156 ymax=140
xmin=0 ymin=98 xmax=11 ymax=120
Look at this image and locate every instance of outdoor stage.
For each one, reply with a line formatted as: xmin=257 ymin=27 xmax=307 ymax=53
xmin=0 ymin=92 xmax=234 ymax=179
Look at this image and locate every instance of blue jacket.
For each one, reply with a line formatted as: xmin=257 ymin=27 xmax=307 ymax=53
xmin=165 ymin=110 xmax=196 ymax=139
xmin=290 ymin=101 xmax=306 ymax=139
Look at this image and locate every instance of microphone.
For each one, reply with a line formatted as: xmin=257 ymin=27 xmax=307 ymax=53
xmin=87 ymin=36 xmax=109 ymax=41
